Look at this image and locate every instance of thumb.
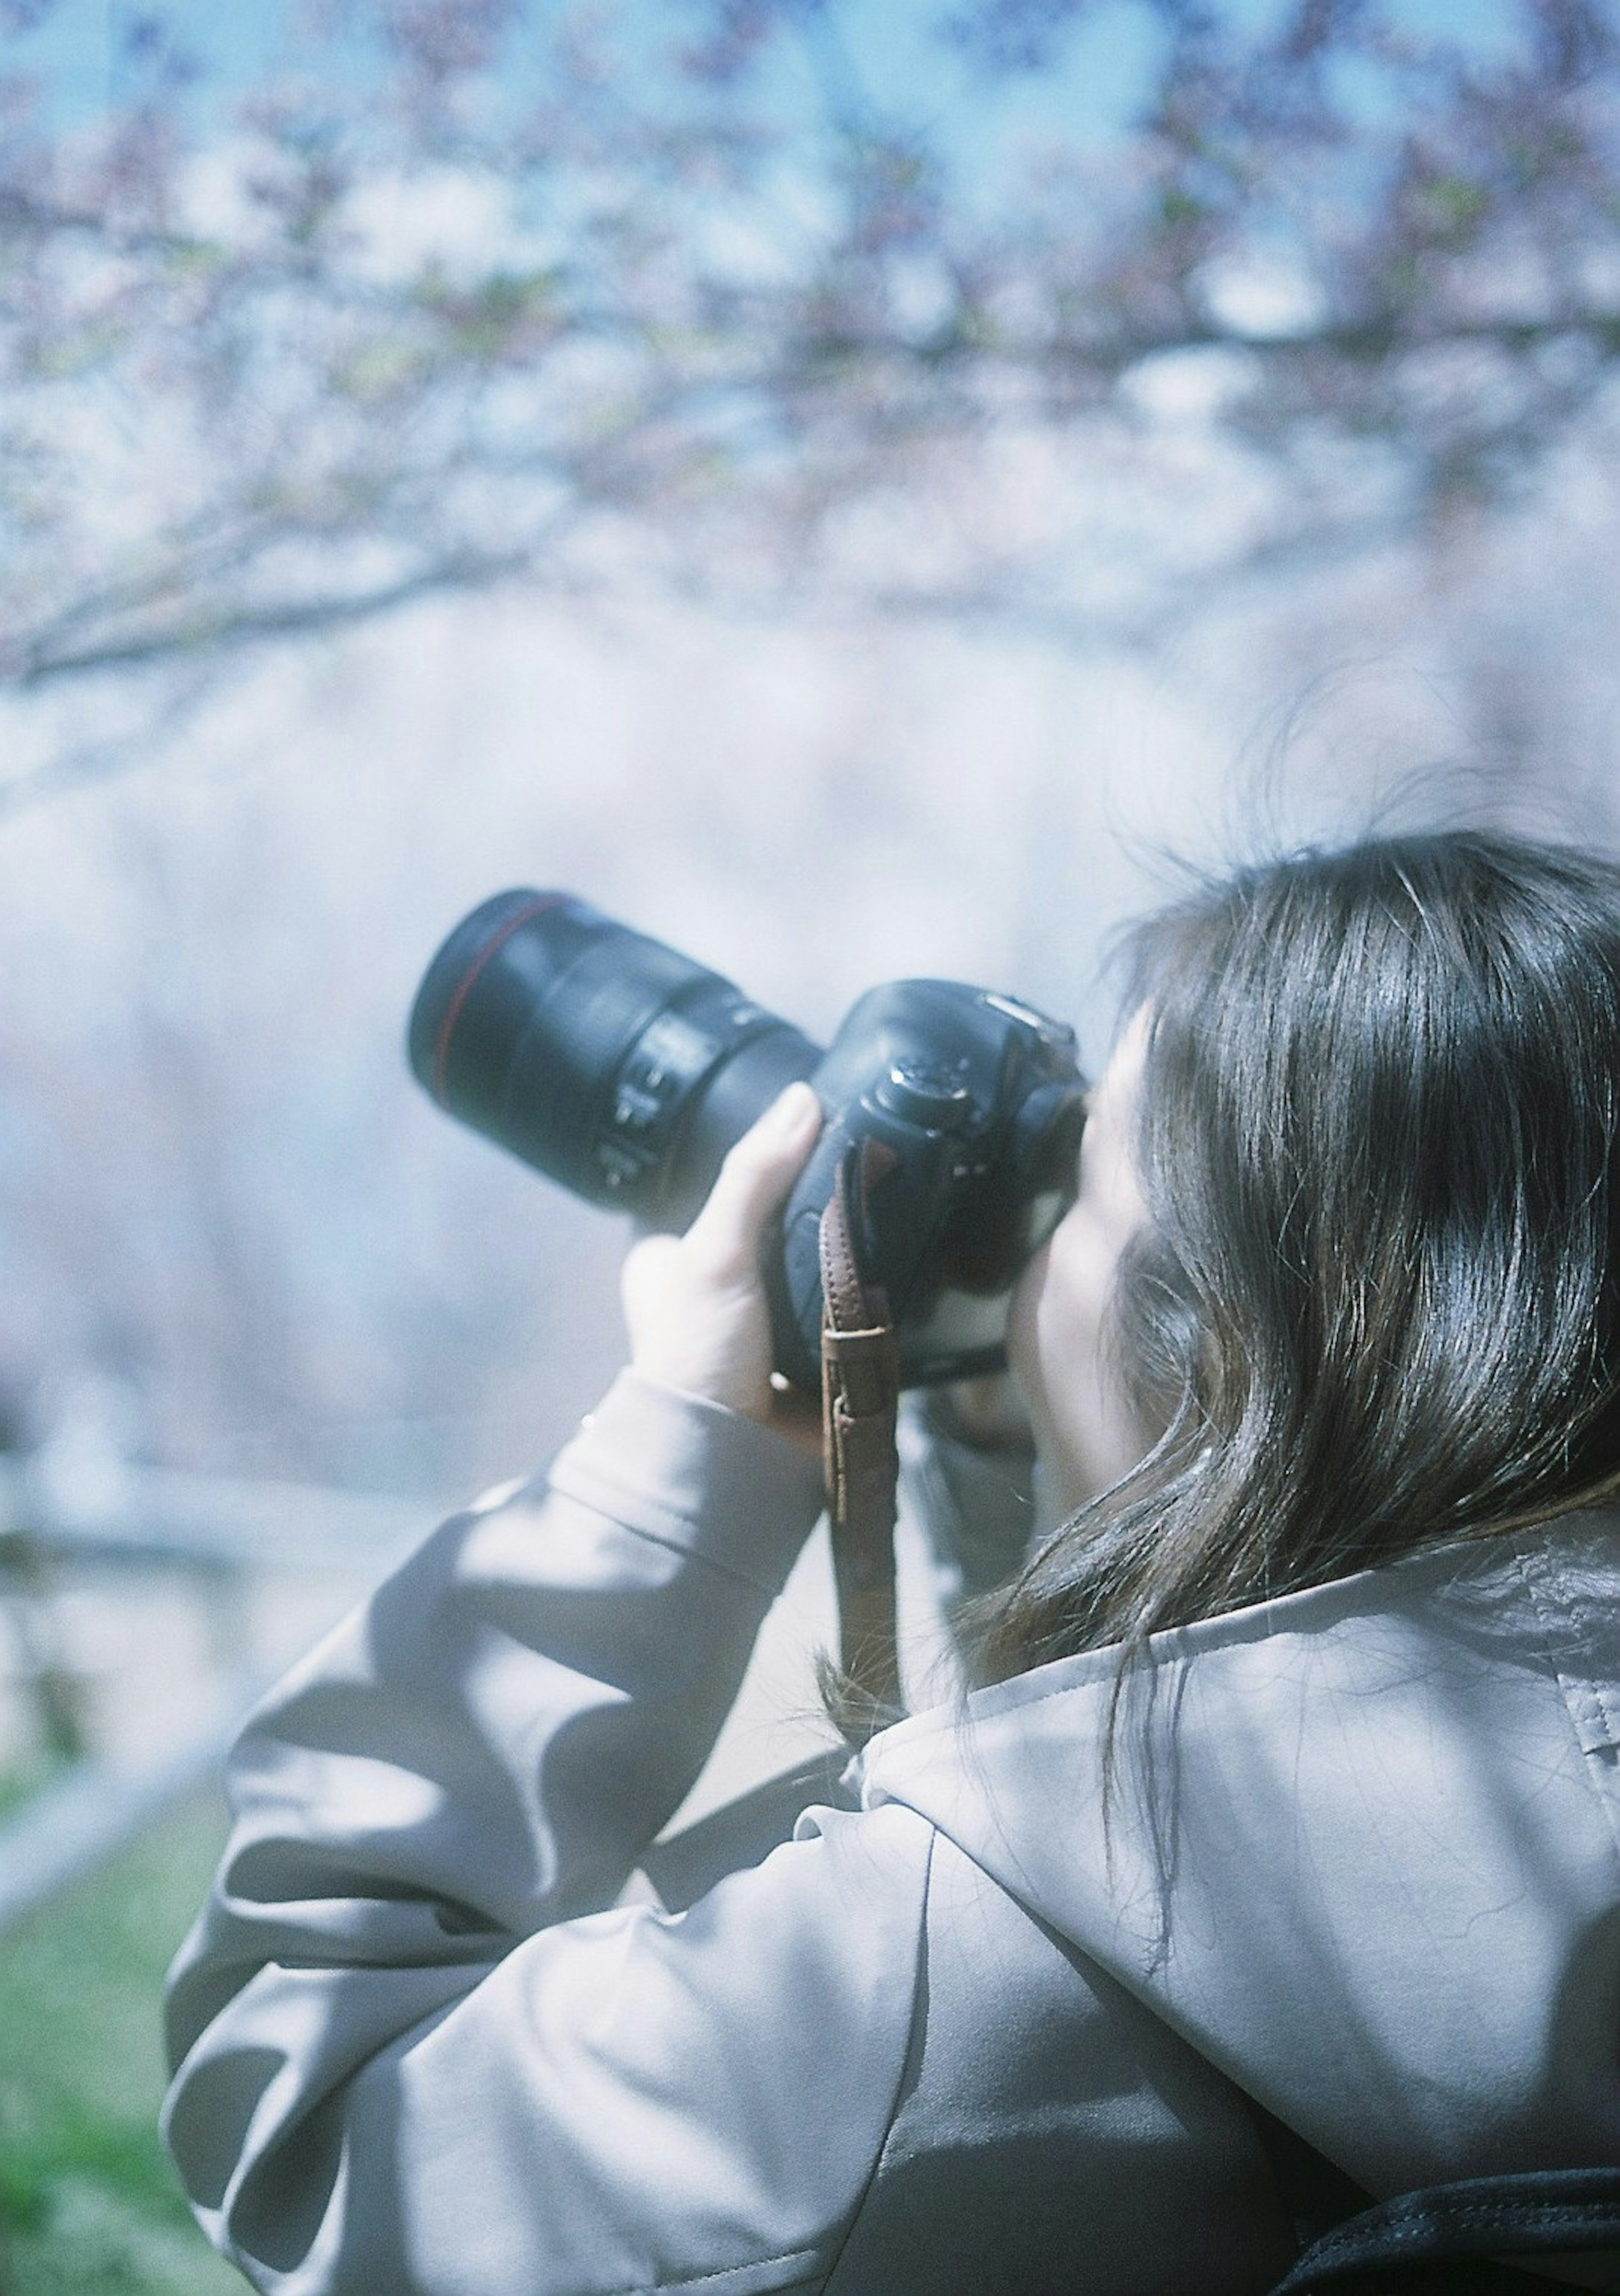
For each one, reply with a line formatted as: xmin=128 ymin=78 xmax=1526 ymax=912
xmin=683 ymin=1082 xmax=822 ymax=1277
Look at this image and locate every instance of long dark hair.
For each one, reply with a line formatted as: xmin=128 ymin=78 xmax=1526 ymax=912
xmin=975 ymin=830 xmax=1620 ymax=1698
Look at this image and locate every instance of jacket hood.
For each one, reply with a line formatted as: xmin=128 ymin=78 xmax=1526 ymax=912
xmin=855 ymin=1514 xmax=1620 ymax=2194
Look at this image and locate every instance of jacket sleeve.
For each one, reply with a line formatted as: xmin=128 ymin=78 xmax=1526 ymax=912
xmin=161 ymin=1370 xmax=936 ymax=2296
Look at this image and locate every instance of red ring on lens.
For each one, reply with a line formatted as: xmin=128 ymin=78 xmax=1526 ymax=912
xmin=432 ymin=893 xmax=564 ymax=1106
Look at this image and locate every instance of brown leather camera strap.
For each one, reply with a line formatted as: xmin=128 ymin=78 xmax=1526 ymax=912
xmin=819 ymin=1147 xmax=902 ymax=1729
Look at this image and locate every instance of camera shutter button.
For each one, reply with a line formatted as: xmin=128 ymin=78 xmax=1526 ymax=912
xmin=875 ymin=1062 xmax=972 ymax=1132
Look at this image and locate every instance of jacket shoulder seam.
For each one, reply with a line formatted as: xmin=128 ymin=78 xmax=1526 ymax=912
xmin=813 ymin=1819 xmax=939 ymax=2291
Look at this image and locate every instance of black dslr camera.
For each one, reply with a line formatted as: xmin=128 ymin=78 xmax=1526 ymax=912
xmin=408 ymin=891 xmax=1088 ymax=1390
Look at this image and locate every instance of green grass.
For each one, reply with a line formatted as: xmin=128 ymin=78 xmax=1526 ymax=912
xmin=0 ymin=1755 xmax=71 ymax=1828
xmin=0 ymin=1794 xmax=243 ymax=2295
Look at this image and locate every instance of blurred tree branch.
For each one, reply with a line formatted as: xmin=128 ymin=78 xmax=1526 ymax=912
xmin=0 ymin=0 xmax=1617 ymax=704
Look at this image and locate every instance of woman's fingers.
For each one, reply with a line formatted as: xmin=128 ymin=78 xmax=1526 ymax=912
xmin=682 ymin=1082 xmax=823 ymax=1278
xmin=621 ymin=1082 xmax=822 ymax=1423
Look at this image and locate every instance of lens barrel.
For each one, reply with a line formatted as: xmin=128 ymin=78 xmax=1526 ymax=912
xmin=408 ymin=890 xmax=820 ymax=1229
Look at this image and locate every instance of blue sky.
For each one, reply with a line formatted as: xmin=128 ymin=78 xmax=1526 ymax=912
xmin=5 ymin=1 xmax=294 ymax=116
xmin=6 ymin=0 xmax=1526 ymax=202
xmin=5 ymin=1 xmax=1165 ymax=149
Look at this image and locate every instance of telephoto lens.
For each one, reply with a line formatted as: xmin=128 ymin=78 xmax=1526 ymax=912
xmin=408 ymin=891 xmax=823 ymax=1231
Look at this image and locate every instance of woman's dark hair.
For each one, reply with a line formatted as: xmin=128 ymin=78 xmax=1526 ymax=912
xmin=975 ymin=830 xmax=1620 ymax=1700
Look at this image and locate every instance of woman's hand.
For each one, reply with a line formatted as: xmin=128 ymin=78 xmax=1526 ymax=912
xmin=621 ymin=1081 xmax=823 ymax=1437
xmin=1006 ymin=1006 xmax=1153 ymax=1515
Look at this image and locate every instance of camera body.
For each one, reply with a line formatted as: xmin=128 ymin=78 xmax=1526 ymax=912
xmin=408 ymin=891 xmax=1087 ymax=1388
xmin=766 ymin=980 xmax=1086 ymax=1387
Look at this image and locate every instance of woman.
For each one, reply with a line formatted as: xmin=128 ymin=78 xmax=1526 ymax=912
xmin=163 ymin=832 xmax=1620 ymax=2295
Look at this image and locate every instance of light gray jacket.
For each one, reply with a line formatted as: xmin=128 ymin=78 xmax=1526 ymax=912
xmin=163 ymin=1371 xmax=1620 ymax=2295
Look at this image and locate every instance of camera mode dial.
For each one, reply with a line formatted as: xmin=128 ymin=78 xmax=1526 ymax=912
xmin=873 ymin=1061 xmax=973 ymax=1132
